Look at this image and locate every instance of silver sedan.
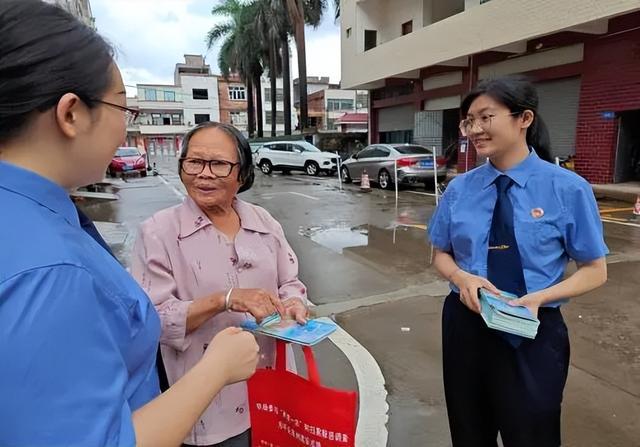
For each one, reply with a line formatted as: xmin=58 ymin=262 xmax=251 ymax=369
xmin=340 ymin=144 xmax=447 ymax=189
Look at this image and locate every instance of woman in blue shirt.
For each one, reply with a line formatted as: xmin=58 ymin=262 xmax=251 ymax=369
xmin=428 ymin=76 xmax=608 ymax=447
xmin=0 ymin=2 xmax=259 ymax=446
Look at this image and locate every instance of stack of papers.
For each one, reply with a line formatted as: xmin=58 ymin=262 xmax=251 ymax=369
xmin=241 ymin=315 xmax=337 ymax=346
xmin=479 ymin=289 xmax=540 ymax=339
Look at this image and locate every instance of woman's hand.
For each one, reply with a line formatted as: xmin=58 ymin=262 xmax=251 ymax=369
xmin=451 ymin=270 xmax=500 ymax=314
xmin=228 ymin=288 xmax=286 ymax=322
xmin=202 ymin=327 xmax=259 ymax=385
xmin=508 ymin=293 xmax=542 ymax=318
xmin=283 ymin=298 xmax=308 ymax=324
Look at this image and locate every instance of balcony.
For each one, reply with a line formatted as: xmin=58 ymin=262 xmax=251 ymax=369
xmin=341 ymin=0 xmax=639 ymax=89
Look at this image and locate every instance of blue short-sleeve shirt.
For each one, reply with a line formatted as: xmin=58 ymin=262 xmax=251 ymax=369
xmin=428 ymin=151 xmax=608 ymax=305
xmin=0 ymin=161 xmax=161 ymax=446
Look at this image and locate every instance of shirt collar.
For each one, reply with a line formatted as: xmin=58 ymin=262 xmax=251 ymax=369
xmin=481 ymin=148 xmax=540 ymax=189
xmin=0 ymin=161 xmax=80 ymax=227
xmin=179 ymin=196 xmax=272 ymax=239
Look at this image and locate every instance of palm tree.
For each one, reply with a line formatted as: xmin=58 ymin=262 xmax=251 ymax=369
xmin=207 ymin=0 xmax=264 ymax=137
xmin=285 ymin=0 xmax=330 ymax=132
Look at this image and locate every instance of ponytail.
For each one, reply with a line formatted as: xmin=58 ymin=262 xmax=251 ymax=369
xmin=527 ymin=115 xmax=553 ymax=162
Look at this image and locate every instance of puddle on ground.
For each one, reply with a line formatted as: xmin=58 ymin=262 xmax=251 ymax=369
xmin=299 ymin=224 xmax=369 ymax=254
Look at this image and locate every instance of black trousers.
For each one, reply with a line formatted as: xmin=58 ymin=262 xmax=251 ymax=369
xmin=442 ymin=292 xmax=570 ymax=447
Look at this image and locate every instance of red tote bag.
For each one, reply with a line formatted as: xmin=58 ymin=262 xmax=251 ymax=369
xmin=248 ymin=340 xmax=357 ymax=447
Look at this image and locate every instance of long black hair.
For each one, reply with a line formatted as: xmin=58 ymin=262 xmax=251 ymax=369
xmin=0 ymin=0 xmax=114 ymax=144
xmin=179 ymin=122 xmax=255 ymax=193
xmin=461 ymin=76 xmax=553 ymax=162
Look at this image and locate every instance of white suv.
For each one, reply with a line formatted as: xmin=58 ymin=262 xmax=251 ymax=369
xmin=256 ymin=141 xmax=338 ymax=176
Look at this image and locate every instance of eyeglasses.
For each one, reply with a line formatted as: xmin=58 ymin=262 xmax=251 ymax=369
xmin=459 ymin=112 xmax=521 ymax=137
xmin=89 ymin=99 xmax=139 ymax=126
xmin=179 ymin=158 xmax=239 ymax=177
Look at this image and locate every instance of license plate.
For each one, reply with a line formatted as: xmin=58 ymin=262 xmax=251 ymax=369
xmin=419 ymin=160 xmax=433 ymax=168
xmin=123 ymin=166 xmax=133 ymax=171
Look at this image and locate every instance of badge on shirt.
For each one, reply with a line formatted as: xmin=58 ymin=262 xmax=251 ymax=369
xmin=531 ymin=208 xmax=545 ymax=219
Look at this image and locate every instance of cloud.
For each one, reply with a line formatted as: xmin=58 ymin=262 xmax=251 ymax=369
xmin=92 ymin=0 xmax=342 ymax=94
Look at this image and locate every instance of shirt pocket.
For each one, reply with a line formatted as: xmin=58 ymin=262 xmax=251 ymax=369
xmin=517 ymin=219 xmax=563 ymax=257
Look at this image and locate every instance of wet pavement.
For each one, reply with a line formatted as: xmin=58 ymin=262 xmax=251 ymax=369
xmin=79 ymin=154 xmax=640 ymax=447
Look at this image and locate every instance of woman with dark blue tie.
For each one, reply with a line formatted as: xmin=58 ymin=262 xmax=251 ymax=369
xmin=428 ymin=76 xmax=608 ymax=447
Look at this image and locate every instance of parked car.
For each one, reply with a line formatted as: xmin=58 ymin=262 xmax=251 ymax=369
xmin=256 ymin=141 xmax=338 ymax=176
xmin=341 ymin=144 xmax=447 ymax=189
xmin=108 ymin=147 xmax=147 ymax=177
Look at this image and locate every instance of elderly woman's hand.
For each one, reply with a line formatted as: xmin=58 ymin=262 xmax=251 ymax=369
xmin=228 ymin=288 xmax=286 ymax=322
xmin=283 ymin=298 xmax=308 ymax=324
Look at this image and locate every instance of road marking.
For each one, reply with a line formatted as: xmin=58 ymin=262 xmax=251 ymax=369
xmin=158 ymin=174 xmax=186 ymax=199
xmin=287 ymin=191 xmax=320 ymax=201
xmin=602 ymin=218 xmax=640 ymax=228
xmin=261 ymin=191 xmax=320 ymax=201
xmin=406 ymin=190 xmax=437 ymax=197
xmin=599 ymin=207 xmax=634 ymax=213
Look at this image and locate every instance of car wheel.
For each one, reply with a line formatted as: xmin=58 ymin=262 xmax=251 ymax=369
xmin=305 ymin=161 xmax=320 ymax=176
xmin=259 ymin=160 xmax=273 ymax=175
xmin=341 ymin=166 xmax=352 ymax=183
xmin=107 ymin=168 xmax=116 ymax=178
xmin=378 ymin=169 xmax=392 ymax=190
xmin=140 ymin=170 xmax=147 ymax=178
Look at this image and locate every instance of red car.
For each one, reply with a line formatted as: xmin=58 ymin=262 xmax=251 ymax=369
xmin=108 ymin=147 xmax=147 ymax=177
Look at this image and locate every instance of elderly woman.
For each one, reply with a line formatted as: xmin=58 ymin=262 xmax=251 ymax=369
xmin=132 ymin=122 xmax=308 ymax=447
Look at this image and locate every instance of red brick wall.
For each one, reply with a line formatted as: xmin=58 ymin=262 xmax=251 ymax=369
xmin=575 ymin=22 xmax=640 ymax=183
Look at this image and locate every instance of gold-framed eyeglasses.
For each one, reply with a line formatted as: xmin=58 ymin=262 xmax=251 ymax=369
xmin=459 ymin=111 xmax=521 ymax=136
xmin=179 ymin=158 xmax=239 ymax=177
xmin=89 ymin=99 xmax=140 ymax=126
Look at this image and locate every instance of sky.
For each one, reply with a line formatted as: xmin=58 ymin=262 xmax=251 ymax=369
xmin=91 ymin=0 xmax=342 ymax=96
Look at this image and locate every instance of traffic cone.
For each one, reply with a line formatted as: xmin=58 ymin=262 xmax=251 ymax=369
xmin=633 ymin=195 xmax=640 ymax=216
xmin=360 ymin=170 xmax=372 ymax=192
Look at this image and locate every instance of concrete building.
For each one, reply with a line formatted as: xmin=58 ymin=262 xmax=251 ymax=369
xmin=261 ymin=77 xmax=298 ymax=135
xmin=43 ymin=0 xmax=94 ymax=27
xmin=126 ymin=55 xmax=219 ymax=155
xmin=339 ymin=0 xmax=640 ymax=183
xmin=307 ymin=86 xmax=369 ymax=131
xmin=218 ymin=74 xmax=249 ymax=134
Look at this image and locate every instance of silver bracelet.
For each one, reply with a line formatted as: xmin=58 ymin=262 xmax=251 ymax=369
xmin=225 ymin=288 xmax=234 ymax=312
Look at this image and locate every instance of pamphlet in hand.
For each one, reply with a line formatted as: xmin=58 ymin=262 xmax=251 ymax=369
xmin=479 ymin=289 xmax=540 ymax=339
xmin=241 ymin=314 xmax=337 ymax=346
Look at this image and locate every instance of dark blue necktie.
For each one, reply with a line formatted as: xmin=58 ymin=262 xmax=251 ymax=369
xmin=487 ymin=175 xmax=527 ymax=347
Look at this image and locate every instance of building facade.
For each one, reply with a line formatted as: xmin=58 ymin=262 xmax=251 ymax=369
xmin=307 ymin=87 xmax=369 ymax=131
xmin=126 ymin=55 xmax=219 ymax=156
xmin=261 ymin=76 xmax=298 ymax=135
xmin=340 ymin=0 xmax=640 ymax=184
xmin=218 ymin=74 xmax=249 ymax=134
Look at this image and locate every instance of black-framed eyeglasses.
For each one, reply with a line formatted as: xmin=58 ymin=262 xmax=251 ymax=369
xmin=459 ymin=111 xmax=521 ymax=137
xmin=89 ymin=99 xmax=139 ymax=126
xmin=179 ymin=157 xmax=239 ymax=177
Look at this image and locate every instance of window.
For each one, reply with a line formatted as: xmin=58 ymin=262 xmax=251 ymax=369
xmin=192 ymin=89 xmax=209 ymax=100
xmin=171 ymin=114 xmax=183 ymax=125
xmin=364 ymin=30 xmax=377 ymax=51
xmin=265 ymin=111 xmax=285 ymax=125
xmin=267 ymin=143 xmax=288 ymax=152
xmin=144 ymin=89 xmax=157 ymax=101
xmin=164 ymin=91 xmax=176 ymax=102
xmin=327 ymin=99 xmax=355 ymax=111
xmin=346 ymin=27 xmax=352 ymax=38
xmin=194 ymin=114 xmax=210 ymax=124
xmin=356 ymin=148 xmax=375 ymax=159
xmin=162 ymin=114 xmax=171 ymax=125
xmin=326 ymin=118 xmax=338 ymax=130
xmin=230 ymin=111 xmax=247 ymax=125
xmin=228 ymin=86 xmax=246 ymax=101
xmin=264 ymin=88 xmax=284 ymax=103
xmin=356 ymin=93 xmax=368 ymax=109
xmin=402 ymin=20 xmax=413 ymax=36
xmin=151 ymin=113 xmax=162 ymax=125
xmin=369 ymin=147 xmax=390 ymax=158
